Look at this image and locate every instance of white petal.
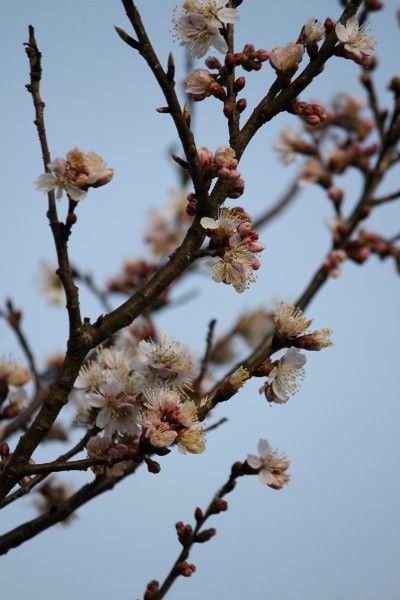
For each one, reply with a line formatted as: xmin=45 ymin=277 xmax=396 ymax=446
xmin=33 ymin=173 xmax=56 ymax=193
xmin=258 ymin=438 xmax=271 ymax=457
xmin=217 ymin=8 xmax=239 ymax=24
xmin=246 ymin=454 xmax=262 ymax=469
xmin=66 ymin=183 xmax=87 ymax=202
xmin=200 ymin=217 xmax=218 ymax=229
xmin=335 ymin=21 xmax=348 ymax=42
xmin=211 ymin=34 xmax=228 ymax=55
xmin=258 ymin=468 xmax=274 ymax=485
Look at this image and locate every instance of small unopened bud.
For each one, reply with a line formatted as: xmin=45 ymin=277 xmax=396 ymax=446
xmin=175 ymin=561 xmax=196 ymax=577
xmin=324 ymin=17 xmax=335 ymax=32
xmin=183 ymin=102 xmax=191 ymax=127
xmin=253 ymin=361 xmax=274 ymax=377
xmin=209 ymin=498 xmax=228 ymax=514
xmin=66 ymin=212 xmax=77 ymax=227
xmin=328 ymin=187 xmax=344 ymax=206
xmin=144 ymin=580 xmax=160 ymax=600
xmin=144 ymin=456 xmax=161 ymax=474
xmin=194 ymin=507 xmax=203 ymax=522
xmin=0 ymin=441 xmax=10 ymax=459
xmin=223 ymin=102 xmax=234 ymax=119
xmin=156 ymin=106 xmax=170 ymax=113
xmin=256 ymin=49 xmax=270 ymax=62
xmin=194 ymin=527 xmax=216 ymax=543
xmin=166 ymin=52 xmax=175 ymax=82
xmin=236 ymin=98 xmax=247 ymax=113
xmin=234 ymin=76 xmax=246 ymax=92
xmin=225 ymin=52 xmax=235 ymax=69
xmin=205 ymin=56 xmax=221 ymax=70
xmin=175 ymin=521 xmax=193 ymax=545
xmin=364 ymin=0 xmax=384 ymax=10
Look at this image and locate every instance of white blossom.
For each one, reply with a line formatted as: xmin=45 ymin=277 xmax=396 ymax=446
xmin=247 ymin=438 xmax=290 ymax=489
xmin=260 ymin=348 xmax=306 ymax=404
xmin=335 ymin=16 xmax=375 ymax=60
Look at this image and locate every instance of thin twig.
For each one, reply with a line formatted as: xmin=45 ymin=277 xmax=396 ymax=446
xmin=253 ymin=179 xmax=300 ymax=230
xmin=193 ymin=319 xmax=217 ymax=397
xmin=152 ymin=460 xmax=254 ymax=599
xmin=0 ymin=428 xmax=95 ymax=510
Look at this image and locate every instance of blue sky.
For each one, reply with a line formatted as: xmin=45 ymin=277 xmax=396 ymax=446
xmin=1 ymin=1 xmax=400 ymax=599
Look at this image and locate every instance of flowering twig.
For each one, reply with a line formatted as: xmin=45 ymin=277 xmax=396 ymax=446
xmin=236 ymin=1 xmax=363 ymax=159
xmin=146 ymin=460 xmax=255 ymax=600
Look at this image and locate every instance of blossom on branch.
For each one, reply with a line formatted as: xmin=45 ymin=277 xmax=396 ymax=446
xmin=335 ymin=16 xmax=376 ymax=62
xmin=247 ymin=439 xmax=290 ymax=489
xmin=34 ymin=148 xmax=113 ymax=201
xmin=259 ymin=348 xmax=306 ymax=404
xmin=174 ymin=1 xmax=239 ymax=58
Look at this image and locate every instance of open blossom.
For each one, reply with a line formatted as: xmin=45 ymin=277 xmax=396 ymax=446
xmin=86 ymin=378 xmax=140 ymax=436
xmin=274 ymin=301 xmax=311 ymax=339
xmin=205 ymin=236 xmax=259 ymax=293
xmin=247 ymin=439 xmax=290 ymax=489
xmin=143 ymin=387 xmax=198 ymax=428
xmin=174 ymin=1 xmax=239 ymax=57
xmin=200 ymin=206 xmax=249 ymax=240
xmin=37 ymin=262 xmax=65 ymax=306
xmin=174 ymin=13 xmax=227 ymax=58
xmin=34 ymin=148 xmax=113 ymax=202
xmin=132 ymin=337 xmax=194 ymax=393
xmin=335 ymin=16 xmax=376 ymax=61
xmin=269 ymin=42 xmax=304 ymax=74
xmin=260 ymin=348 xmax=306 ymax=404
xmin=183 ymin=1 xmax=239 ymax=28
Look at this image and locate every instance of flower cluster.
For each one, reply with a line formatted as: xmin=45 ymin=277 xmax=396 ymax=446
xmin=34 ymin=147 xmax=113 ymax=202
xmin=274 ymin=301 xmax=333 ymax=350
xmin=0 ymin=357 xmax=31 ymax=421
xmin=257 ymin=302 xmax=332 ymax=404
xmin=201 ymin=206 xmax=265 ymax=293
xmin=70 ymin=336 xmax=206 ymax=471
xmin=173 ymin=1 xmax=239 ymax=58
xmin=247 ymin=439 xmax=290 ymax=489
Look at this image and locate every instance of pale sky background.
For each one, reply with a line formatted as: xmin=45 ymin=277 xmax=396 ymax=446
xmin=1 ymin=1 xmax=399 ymax=599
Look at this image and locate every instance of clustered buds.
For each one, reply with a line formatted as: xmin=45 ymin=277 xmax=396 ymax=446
xmin=290 ymin=101 xmax=327 ymax=126
xmin=234 ymin=43 xmax=270 ymax=72
xmin=186 ymin=146 xmax=244 ymax=216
